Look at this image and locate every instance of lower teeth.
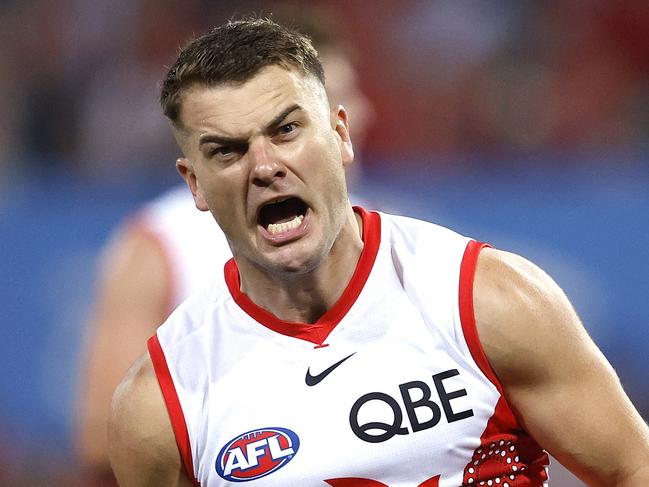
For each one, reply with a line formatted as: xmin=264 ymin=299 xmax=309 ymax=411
xmin=267 ymin=214 xmax=304 ymax=234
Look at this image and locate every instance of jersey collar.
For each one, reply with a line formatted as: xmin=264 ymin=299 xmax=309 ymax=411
xmin=224 ymin=207 xmax=381 ymax=345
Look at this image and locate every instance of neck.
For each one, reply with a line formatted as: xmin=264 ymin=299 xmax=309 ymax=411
xmin=237 ymin=207 xmax=364 ymax=324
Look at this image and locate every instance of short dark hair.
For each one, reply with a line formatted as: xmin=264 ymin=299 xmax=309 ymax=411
xmin=160 ymin=17 xmax=325 ymax=125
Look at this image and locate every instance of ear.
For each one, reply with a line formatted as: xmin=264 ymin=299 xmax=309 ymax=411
xmin=332 ymin=105 xmax=354 ymax=167
xmin=176 ymin=158 xmax=209 ymax=212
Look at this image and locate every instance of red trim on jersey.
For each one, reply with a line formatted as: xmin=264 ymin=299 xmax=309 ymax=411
xmin=129 ymin=214 xmax=178 ymax=316
xmin=418 ymin=475 xmax=440 ymax=486
xmin=462 ymin=397 xmax=549 ymax=485
xmin=458 ymin=240 xmax=505 ymax=392
xmin=325 ymin=479 xmax=389 ymax=487
xmin=459 ymin=242 xmax=549 ymax=485
xmin=325 ymin=475 xmax=439 ymax=486
xmin=224 ymin=207 xmax=380 ymax=345
xmin=147 ymin=334 xmax=201 ymax=487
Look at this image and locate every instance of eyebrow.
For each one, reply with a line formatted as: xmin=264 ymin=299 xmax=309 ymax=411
xmin=267 ymin=104 xmax=302 ymax=131
xmin=198 ymin=104 xmax=303 ymax=148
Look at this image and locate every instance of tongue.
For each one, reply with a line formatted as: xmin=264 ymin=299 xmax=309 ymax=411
xmin=261 ymin=198 xmax=303 ymax=226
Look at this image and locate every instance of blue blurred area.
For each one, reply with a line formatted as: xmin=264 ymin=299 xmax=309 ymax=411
xmin=0 ymin=170 xmax=170 ymax=452
xmin=1 ymin=158 xmax=648 ymax=461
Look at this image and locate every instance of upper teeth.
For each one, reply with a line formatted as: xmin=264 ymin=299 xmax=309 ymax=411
xmin=267 ymin=215 xmax=303 ymax=234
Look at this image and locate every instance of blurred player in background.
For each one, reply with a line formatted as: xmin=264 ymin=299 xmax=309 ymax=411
xmin=74 ymin=7 xmax=373 ymax=483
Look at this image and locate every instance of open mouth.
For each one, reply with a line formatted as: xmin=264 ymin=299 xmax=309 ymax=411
xmin=258 ymin=197 xmax=308 ymax=235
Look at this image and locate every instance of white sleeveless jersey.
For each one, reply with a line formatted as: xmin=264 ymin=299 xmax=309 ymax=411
xmin=135 ymin=185 xmax=233 ymax=310
xmin=149 ymin=208 xmax=549 ymax=487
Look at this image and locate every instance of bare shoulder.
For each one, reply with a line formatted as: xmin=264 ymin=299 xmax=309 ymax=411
xmin=109 ymin=353 xmax=165 ymax=440
xmin=108 ymin=353 xmax=192 ymax=486
xmin=472 ymin=247 xmax=598 ymax=385
xmin=472 ymin=248 xmax=649 ymax=484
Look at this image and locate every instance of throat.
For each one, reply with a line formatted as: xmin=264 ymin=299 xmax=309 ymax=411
xmin=240 ymin=270 xmax=340 ymax=324
xmin=239 ymin=207 xmax=365 ymax=324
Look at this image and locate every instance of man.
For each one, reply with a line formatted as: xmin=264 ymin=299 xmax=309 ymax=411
xmin=108 ymin=18 xmax=649 ymax=486
xmin=75 ymin=11 xmax=373 ymax=481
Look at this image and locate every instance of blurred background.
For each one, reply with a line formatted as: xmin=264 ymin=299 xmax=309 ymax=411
xmin=1 ymin=0 xmax=648 ymax=485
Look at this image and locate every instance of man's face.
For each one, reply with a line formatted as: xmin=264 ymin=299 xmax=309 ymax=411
xmin=175 ymin=65 xmax=354 ymax=277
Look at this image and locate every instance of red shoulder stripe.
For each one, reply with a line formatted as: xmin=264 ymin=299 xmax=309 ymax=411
xmin=147 ymin=334 xmax=201 ymax=486
xmin=459 ymin=242 xmax=549 ymax=485
xmin=458 ymin=240 xmax=505 ymax=392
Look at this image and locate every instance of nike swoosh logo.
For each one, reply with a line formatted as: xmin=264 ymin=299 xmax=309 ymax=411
xmin=305 ymin=352 xmax=356 ymax=386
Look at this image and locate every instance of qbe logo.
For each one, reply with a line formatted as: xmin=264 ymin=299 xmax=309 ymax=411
xmin=215 ymin=427 xmax=300 ymax=482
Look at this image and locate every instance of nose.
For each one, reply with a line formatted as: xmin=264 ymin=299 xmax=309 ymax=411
xmin=249 ymin=138 xmax=286 ymax=187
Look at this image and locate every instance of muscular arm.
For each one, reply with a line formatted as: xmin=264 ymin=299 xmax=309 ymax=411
xmin=108 ymin=354 xmax=194 ymax=487
xmin=76 ymin=223 xmax=173 ymax=474
xmin=474 ymin=248 xmax=649 ymax=486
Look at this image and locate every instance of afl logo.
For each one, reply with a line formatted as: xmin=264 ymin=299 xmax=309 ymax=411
xmin=215 ymin=427 xmax=300 ymax=482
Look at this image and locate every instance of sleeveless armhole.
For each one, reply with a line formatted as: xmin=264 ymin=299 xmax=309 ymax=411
xmin=147 ymin=334 xmax=201 ymax=487
xmin=458 ymin=240 xmax=504 ymax=393
xmin=458 ymin=241 xmax=550 ymax=486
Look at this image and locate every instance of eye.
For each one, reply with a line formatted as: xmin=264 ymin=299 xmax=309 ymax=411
xmin=278 ymin=122 xmax=298 ymax=136
xmin=207 ymin=144 xmax=246 ymax=162
xmin=212 ymin=146 xmax=234 ymax=157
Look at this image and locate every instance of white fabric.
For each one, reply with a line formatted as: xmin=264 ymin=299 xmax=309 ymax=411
xmin=154 ymin=210 xmax=547 ymax=486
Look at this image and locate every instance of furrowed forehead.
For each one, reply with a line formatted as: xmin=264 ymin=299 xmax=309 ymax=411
xmin=172 ymin=66 xmax=328 ymax=141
